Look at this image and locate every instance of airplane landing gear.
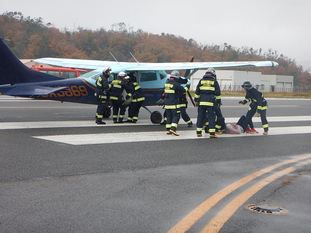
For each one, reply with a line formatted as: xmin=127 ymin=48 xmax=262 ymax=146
xmin=150 ymin=111 xmax=162 ymax=124
xmin=143 ymin=106 xmax=163 ymax=124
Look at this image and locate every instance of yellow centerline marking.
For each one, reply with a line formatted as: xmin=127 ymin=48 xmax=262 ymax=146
xmin=167 ymin=154 xmax=311 ymax=233
xmin=200 ymin=158 xmax=311 ymax=233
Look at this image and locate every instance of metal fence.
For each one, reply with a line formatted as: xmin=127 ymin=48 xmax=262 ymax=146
xmin=220 ymin=85 xmax=311 ymax=93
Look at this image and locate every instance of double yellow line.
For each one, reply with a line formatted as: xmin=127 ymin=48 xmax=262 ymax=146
xmin=168 ymin=154 xmax=311 ymax=233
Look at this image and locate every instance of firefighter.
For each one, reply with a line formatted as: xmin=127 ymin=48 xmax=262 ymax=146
xmin=163 ymin=71 xmax=185 ymax=136
xmin=125 ymin=72 xmax=145 ymax=123
xmin=110 ymin=71 xmax=127 ymax=123
xmin=194 ymin=69 xmax=220 ymax=138
xmin=95 ymin=67 xmax=111 ymax=124
xmin=174 ymin=72 xmax=193 ymax=127
xmin=239 ymin=81 xmax=269 ymax=135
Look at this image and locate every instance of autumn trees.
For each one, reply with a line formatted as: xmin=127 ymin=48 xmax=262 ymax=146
xmin=0 ymin=12 xmax=310 ymax=88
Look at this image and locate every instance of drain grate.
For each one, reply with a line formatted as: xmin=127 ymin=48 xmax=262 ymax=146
xmin=246 ymin=204 xmax=288 ymax=215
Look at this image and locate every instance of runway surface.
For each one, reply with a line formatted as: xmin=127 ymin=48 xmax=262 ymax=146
xmin=0 ymin=96 xmax=311 ymax=233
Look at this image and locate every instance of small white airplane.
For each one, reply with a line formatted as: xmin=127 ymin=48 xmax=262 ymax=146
xmin=0 ymin=38 xmax=278 ymax=123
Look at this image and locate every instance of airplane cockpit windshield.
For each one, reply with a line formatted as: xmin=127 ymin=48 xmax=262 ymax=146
xmin=80 ymin=70 xmax=101 ymax=79
xmin=81 ymin=70 xmax=114 ymax=82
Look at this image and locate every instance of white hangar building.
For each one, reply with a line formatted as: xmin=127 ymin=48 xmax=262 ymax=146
xmin=190 ymin=70 xmax=294 ymax=92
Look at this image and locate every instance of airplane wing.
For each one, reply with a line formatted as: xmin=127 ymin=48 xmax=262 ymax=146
xmin=125 ymin=61 xmax=278 ymax=71
xmin=34 ymin=58 xmax=278 ymax=73
xmin=3 ymin=85 xmax=68 ymax=96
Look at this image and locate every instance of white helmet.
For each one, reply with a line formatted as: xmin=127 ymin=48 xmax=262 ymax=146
xmin=170 ymin=70 xmax=180 ymax=78
xmin=205 ymin=68 xmax=216 ymax=77
xmin=117 ymin=71 xmax=127 ymax=77
xmin=101 ymin=67 xmax=111 ymax=76
xmin=103 ymin=67 xmax=111 ymax=73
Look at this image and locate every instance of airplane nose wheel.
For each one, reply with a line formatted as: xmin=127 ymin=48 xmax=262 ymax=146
xmin=150 ymin=111 xmax=162 ymax=124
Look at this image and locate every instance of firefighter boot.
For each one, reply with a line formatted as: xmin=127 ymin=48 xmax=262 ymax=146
xmin=196 ymin=130 xmax=202 ymax=137
xmin=169 ymin=126 xmax=179 ymax=136
xmin=263 ymin=129 xmax=269 ymax=136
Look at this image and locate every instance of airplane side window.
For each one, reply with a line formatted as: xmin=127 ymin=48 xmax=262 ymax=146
xmin=47 ymin=71 xmax=60 ymax=77
xmin=140 ymin=72 xmax=157 ymax=82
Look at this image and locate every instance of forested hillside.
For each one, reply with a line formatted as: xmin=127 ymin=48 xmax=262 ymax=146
xmin=0 ymin=12 xmax=310 ymax=88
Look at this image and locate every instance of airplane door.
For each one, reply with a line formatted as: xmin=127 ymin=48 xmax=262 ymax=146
xmin=138 ymin=71 xmax=167 ymax=89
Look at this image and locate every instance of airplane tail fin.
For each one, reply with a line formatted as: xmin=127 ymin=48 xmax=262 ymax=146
xmin=0 ymin=38 xmax=61 ymax=85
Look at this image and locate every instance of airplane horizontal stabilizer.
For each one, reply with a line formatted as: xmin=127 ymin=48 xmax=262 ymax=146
xmin=3 ymin=85 xmax=67 ymax=96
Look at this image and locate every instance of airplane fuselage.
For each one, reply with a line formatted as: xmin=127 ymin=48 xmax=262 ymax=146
xmin=0 ymin=74 xmax=166 ymax=106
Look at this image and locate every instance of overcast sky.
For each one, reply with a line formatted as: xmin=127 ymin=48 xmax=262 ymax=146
xmin=2 ymin=0 xmax=311 ymax=70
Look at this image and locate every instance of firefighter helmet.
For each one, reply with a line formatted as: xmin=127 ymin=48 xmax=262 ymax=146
xmin=241 ymin=81 xmax=252 ymax=89
xmin=205 ymin=68 xmax=216 ymax=77
xmin=170 ymin=70 xmax=180 ymax=78
xmin=117 ymin=71 xmax=127 ymax=77
xmin=102 ymin=67 xmax=111 ymax=75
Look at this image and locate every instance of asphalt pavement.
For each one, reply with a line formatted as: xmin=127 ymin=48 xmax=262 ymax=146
xmin=0 ymin=96 xmax=311 ymax=233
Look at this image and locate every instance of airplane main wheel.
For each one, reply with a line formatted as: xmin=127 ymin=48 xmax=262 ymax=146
xmin=150 ymin=111 xmax=162 ymax=124
xmin=103 ymin=106 xmax=111 ymax=118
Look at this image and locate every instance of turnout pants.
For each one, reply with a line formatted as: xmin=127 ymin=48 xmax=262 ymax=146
xmin=215 ymin=105 xmax=226 ymax=131
xmin=196 ymin=105 xmax=216 ymax=135
xmin=245 ymin=102 xmax=269 ymax=132
xmin=128 ymin=101 xmax=143 ymax=122
xmin=165 ymin=106 xmax=179 ymax=131
xmin=177 ymin=106 xmax=192 ymax=124
xmin=111 ymin=99 xmax=126 ymax=123
xmin=96 ymin=95 xmax=107 ymax=122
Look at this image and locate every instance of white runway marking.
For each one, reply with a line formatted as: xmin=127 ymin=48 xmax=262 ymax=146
xmin=0 ymin=106 xmax=94 ymax=109
xmin=221 ymin=105 xmax=299 ymax=108
xmin=1 ymin=116 xmax=311 ymax=130
xmin=33 ymin=126 xmax=311 ymax=145
xmin=221 ymin=97 xmax=311 ymax=101
xmin=0 ymin=97 xmax=51 ymax=102
xmin=0 ymin=96 xmax=30 ymax=100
